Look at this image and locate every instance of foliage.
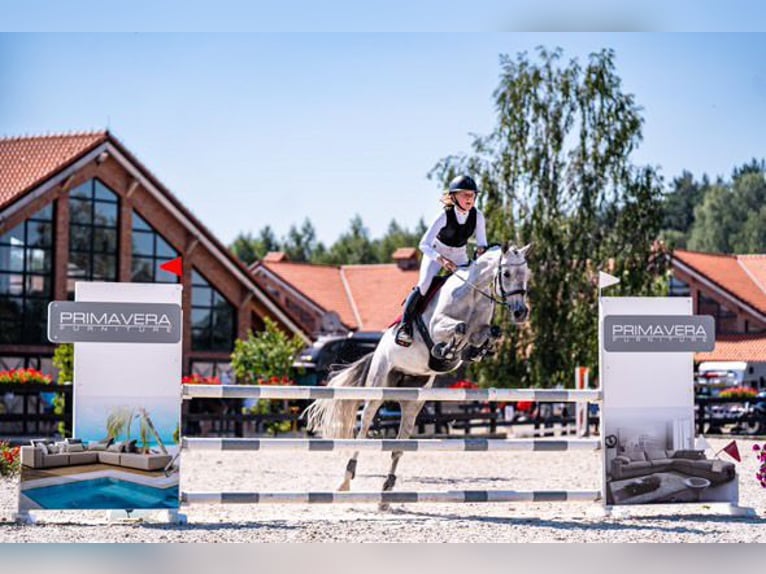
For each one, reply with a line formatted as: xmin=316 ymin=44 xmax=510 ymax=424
xmin=53 ymin=343 xmax=74 ymax=384
xmin=0 ymin=442 xmax=20 ymax=479
xmin=0 ymin=368 xmax=52 ymax=385
xmin=718 ymin=387 xmax=758 ymax=400
xmin=230 ymin=226 xmax=281 ymax=265
xmin=231 ymin=317 xmax=305 ymax=384
xmin=432 ymin=47 xmax=668 ymax=388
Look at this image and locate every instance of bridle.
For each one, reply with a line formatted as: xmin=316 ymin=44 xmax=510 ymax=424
xmin=453 ymin=250 xmax=528 ymax=312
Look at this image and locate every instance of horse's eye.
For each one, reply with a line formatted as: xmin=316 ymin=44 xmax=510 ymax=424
xmin=503 ymin=271 xmax=510 ymax=278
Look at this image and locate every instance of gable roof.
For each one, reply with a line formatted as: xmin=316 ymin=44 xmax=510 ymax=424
xmin=695 ymin=334 xmax=766 ymax=363
xmin=0 ymin=130 xmax=309 ymax=342
xmin=672 ymin=250 xmax=766 ymax=320
xmin=0 ymin=131 xmax=108 ymax=210
xmin=254 ymin=259 xmax=418 ymax=332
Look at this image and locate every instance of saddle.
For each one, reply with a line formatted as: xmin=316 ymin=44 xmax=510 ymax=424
xmin=390 ymin=275 xmax=459 ymax=373
xmin=389 ymin=275 xmax=449 ymax=327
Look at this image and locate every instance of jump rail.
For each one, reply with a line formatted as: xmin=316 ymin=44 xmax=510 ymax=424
xmin=182 ymin=437 xmax=601 ymax=452
xmin=182 ymin=385 xmax=602 ymax=402
xmin=182 ymin=490 xmax=602 ymax=504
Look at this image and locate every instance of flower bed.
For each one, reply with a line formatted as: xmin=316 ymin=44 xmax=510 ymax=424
xmin=0 ymin=442 xmax=20 ymax=478
xmin=718 ymin=387 xmax=758 ymax=400
xmin=0 ymin=368 xmax=52 ymax=385
xmin=182 ymin=374 xmax=222 ymax=385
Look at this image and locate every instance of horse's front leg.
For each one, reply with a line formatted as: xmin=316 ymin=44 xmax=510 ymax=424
xmin=339 ymin=399 xmax=382 ymax=491
xmin=379 ymin=399 xmax=426 ymax=511
xmin=431 ymin=316 xmax=470 ymax=361
xmin=462 ymin=325 xmax=501 ymax=362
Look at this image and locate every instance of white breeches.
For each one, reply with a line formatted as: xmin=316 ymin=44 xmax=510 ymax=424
xmin=417 ymin=240 xmax=469 ymax=294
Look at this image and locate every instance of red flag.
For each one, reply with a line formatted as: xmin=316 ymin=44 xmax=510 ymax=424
xmin=160 ymin=257 xmax=183 ymax=278
xmin=722 ymin=440 xmax=741 ymax=462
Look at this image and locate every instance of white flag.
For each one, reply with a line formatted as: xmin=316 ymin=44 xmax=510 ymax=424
xmin=598 ymin=271 xmax=620 ymax=289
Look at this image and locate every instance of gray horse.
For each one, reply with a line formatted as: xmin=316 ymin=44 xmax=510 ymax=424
xmin=305 ymin=244 xmax=531 ymax=506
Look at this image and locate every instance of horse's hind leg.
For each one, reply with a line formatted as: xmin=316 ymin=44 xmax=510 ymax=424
xmin=379 ymin=399 xmax=426 ymax=511
xmin=338 ymin=399 xmax=382 ymax=491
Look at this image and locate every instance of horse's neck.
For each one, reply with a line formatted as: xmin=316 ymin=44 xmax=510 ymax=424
xmin=422 ymin=252 xmax=499 ymax=326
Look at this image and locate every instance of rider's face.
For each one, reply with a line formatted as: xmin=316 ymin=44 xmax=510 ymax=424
xmin=454 ymin=191 xmax=476 ymax=212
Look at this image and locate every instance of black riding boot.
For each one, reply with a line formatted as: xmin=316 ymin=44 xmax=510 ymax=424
xmin=395 ymin=288 xmax=423 ymax=347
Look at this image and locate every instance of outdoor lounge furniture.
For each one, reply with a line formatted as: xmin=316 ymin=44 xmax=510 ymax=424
xmin=610 ymin=448 xmax=735 ymax=485
xmin=20 ymin=445 xmax=172 ymax=471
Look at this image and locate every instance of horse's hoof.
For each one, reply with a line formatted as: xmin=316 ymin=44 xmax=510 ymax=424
xmin=338 ymin=482 xmax=350 ymax=492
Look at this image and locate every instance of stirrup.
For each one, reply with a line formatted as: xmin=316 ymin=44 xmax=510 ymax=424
xmin=395 ymin=326 xmax=413 ymax=347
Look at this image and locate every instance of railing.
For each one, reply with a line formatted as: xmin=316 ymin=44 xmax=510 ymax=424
xmin=0 ymin=383 xmax=73 ymax=441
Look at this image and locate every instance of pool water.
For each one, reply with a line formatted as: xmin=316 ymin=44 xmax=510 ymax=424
xmin=24 ymin=478 xmax=179 ymax=510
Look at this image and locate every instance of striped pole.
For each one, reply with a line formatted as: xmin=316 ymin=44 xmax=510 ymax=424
xmin=182 ymin=437 xmax=601 ymax=452
xmin=182 ymin=490 xmax=602 ymax=505
xmin=183 ymin=385 xmax=602 ymax=403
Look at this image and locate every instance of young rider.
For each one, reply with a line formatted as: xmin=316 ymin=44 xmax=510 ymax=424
xmin=394 ymin=174 xmax=488 ymax=347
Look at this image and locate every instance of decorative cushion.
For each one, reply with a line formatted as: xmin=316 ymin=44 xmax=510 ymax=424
xmin=645 ymin=449 xmax=669 ymax=461
xmin=671 ymin=450 xmax=705 ymax=460
xmin=124 ymin=439 xmax=138 ymax=453
xmin=67 ymin=444 xmax=85 ymax=453
xmin=54 ymin=441 xmax=68 ymax=454
xmin=624 ymin=450 xmax=647 ymax=462
xmin=106 ymin=442 xmax=125 ymax=453
xmin=30 ymin=439 xmax=51 ymax=452
xmin=65 ymin=438 xmax=84 ymax=446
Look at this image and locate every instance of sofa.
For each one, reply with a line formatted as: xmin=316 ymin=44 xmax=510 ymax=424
xmin=21 ymin=441 xmax=172 ymax=472
xmin=610 ymin=448 xmax=735 ymax=485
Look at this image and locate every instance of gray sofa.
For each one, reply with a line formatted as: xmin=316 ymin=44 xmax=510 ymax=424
xmin=610 ymin=448 xmax=735 ymax=485
xmin=21 ymin=446 xmax=172 ymax=471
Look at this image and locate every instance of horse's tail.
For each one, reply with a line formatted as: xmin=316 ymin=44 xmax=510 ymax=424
xmin=303 ymin=353 xmax=374 ymax=438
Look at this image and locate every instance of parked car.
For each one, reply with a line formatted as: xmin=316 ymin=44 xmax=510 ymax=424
xmin=293 ymin=332 xmax=382 ymax=386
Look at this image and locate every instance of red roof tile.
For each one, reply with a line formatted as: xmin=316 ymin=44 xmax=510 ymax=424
xmin=0 ymin=131 xmax=108 ymax=210
xmin=260 ymin=261 xmax=419 ymax=332
xmin=263 ymin=262 xmax=359 ymax=329
xmin=673 ymin=250 xmax=766 ymax=315
xmin=342 ymin=265 xmax=418 ymax=331
xmin=696 ymin=334 xmax=766 ymax=362
xmin=263 ymin=251 xmax=289 ymax=263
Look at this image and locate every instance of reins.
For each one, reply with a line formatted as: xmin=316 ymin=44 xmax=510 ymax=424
xmin=451 ymin=254 xmax=527 ymax=310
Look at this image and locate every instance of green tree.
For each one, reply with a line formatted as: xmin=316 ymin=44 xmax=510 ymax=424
xmin=231 ymin=317 xmax=305 ymax=384
xmin=688 ymin=168 xmax=766 ymax=254
xmin=376 ymin=218 xmax=427 ymax=262
xmin=432 ymin=47 xmax=667 ymax=388
xmin=230 ymin=226 xmax=281 ymax=265
xmin=284 ymin=218 xmax=322 ymax=263
xmin=319 ymin=215 xmax=379 ymax=265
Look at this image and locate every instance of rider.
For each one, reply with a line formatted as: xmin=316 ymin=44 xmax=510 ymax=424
xmin=394 ymin=174 xmax=488 ymax=347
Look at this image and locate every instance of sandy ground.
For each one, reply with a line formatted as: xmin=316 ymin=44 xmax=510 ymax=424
xmin=0 ymin=437 xmax=764 ymax=542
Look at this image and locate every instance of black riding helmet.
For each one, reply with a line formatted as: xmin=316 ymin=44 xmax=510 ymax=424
xmin=448 ymin=175 xmax=478 ymax=194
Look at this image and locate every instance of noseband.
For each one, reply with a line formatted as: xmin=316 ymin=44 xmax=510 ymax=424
xmin=454 ymin=253 xmax=527 ymax=311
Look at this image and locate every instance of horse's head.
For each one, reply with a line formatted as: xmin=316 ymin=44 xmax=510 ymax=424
xmin=497 ymin=243 xmax=531 ymax=324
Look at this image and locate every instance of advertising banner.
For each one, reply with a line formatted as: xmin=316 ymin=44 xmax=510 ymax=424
xmin=601 ymin=297 xmax=738 ymax=506
xmin=18 ymin=283 xmax=182 ymax=514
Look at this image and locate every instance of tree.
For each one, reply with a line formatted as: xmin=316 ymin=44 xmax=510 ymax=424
xmin=283 ymin=218 xmax=322 ymax=263
xmin=230 ymin=317 xmax=305 ymax=384
xmin=432 ymin=47 xmax=667 ymax=388
xmin=319 ymin=215 xmax=379 ymax=265
xmin=230 ymin=226 xmax=280 ymax=265
xmin=376 ymin=218 xmax=427 ymax=262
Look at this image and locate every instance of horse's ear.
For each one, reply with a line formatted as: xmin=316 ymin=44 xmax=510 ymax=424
xmin=518 ymin=243 xmax=533 ymax=258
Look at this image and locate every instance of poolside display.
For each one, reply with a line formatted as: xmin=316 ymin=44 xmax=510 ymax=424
xmin=18 ymin=282 xmax=183 ymax=514
xmin=600 ymin=297 xmax=738 ymax=506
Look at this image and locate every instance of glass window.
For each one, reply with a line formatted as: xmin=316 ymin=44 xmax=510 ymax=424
xmin=67 ymin=179 xmax=119 ymax=296
xmin=191 ymin=269 xmax=236 ymax=351
xmin=0 ymin=203 xmax=55 ymax=344
xmin=130 ymin=212 xmax=180 ymax=283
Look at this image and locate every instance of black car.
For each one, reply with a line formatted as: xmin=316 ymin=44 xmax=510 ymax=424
xmin=293 ymin=332 xmax=382 ymax=386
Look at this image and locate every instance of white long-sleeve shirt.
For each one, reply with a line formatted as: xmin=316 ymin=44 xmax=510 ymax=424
xmin=419 ymin=208 xmax=488 ymax=261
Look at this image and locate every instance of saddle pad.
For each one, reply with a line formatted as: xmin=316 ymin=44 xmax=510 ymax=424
xmin=389 ymin=274 xmax=449 ymax=327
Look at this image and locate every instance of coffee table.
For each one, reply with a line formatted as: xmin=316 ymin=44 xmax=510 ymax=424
xmin=608 ymin=472 xmax=702 ymax=505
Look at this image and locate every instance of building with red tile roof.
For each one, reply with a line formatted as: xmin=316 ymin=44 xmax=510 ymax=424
xmin=251 ymin=252 xmax=420 ymax=336
xmin=671 ymin=249 xmax=766 ymax=365
xmin=0 ymin=131 xmax=307 ymax=380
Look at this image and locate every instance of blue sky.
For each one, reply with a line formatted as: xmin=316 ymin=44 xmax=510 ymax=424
xmin=1 ymin=33 xmax=765 ymax=246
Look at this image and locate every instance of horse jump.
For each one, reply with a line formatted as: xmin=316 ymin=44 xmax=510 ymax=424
xmin=181 ymin=384 xmax=602 ymax=506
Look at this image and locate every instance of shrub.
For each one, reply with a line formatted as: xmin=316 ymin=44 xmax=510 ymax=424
xmin=718 ymin=387 xmax=758 ymax=400
xmin=0 ymin=442 xmax=20 ymax=479
xmin=231 ymin=317 xmax=304 ymax=384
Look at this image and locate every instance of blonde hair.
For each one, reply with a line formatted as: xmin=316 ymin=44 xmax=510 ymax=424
xmin=440 ymin=192 xmax=455 ymax=207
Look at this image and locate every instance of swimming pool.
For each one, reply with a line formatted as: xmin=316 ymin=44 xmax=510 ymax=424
xmin=23 ymin=477 xmax=179 ymax=510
